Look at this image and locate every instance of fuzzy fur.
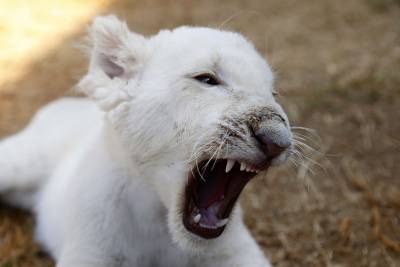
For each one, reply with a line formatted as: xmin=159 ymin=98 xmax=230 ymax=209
xmin=0 ymin=15 xmax=293 ymax=267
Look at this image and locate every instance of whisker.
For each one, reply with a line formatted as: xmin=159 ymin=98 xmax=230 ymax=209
xmin=291 ymin=127 xmax=321 ymax=143
xmin=292 ymin=136 xmax=322 ymax=155
xmin=292 ymin=132 xmax=322 ymax=149
xmin=204 ymin=132 xmax=228 ymax=173
xmin=290 ymin=126 xmax=318 ymax=133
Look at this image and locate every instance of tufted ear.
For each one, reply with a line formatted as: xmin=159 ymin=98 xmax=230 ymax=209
xmin=88 ymin=15 xmax=147 ymax=78
xmin=77 ymin=16 xmax=147 ymax=111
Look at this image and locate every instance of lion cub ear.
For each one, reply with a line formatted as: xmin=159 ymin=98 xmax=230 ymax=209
xmin=89 ymin=15 xmax=147 ymax=79
xmin=77 ymin=16 xmax=147 ymax=110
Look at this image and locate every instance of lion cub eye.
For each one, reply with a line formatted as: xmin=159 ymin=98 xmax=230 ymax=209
xmin=193 ymin=73 xmax=220 ymax=86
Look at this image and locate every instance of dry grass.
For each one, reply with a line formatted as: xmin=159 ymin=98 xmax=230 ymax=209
xmin=0 ymin=0 xmax=399 ymax=266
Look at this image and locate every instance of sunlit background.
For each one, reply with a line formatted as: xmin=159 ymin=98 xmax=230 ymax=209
xmin=0 ymin=1 xmax=399 ymax=266
xmin=0 ymin=0 xmax=111 ymax=89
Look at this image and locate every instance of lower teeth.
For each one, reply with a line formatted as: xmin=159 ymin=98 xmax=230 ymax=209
xmin=194 ymin=214 xmax=201 ymax=223
xmin=198 ymin=218 xmax=229 ymax=229
xmin=216 ymin=218 xmax=228 ymax=227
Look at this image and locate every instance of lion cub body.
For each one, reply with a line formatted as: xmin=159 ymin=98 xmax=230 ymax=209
xmin=0 ymin=15 xmax=295 ymax=267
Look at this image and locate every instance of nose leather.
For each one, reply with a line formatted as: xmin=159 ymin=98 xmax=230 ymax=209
xmin=254 ymin=132 xmax=288 ymax=159
xmin=252 ymin=120 xmax=291 ymax=159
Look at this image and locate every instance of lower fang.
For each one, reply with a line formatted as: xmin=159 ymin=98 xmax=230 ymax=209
xmin=194 ymin=214 xmax=201 ymax=223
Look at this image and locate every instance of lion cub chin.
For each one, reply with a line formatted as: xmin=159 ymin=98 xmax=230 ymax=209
xmin=0 ymin=15 xmax=295 ymax=267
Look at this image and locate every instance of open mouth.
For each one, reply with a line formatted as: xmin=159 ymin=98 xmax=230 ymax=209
xmin=183 ymin=159 xmax=270 ymax=239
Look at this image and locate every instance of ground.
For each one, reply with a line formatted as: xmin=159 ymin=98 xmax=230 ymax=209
xmin=0 ymin=0 xmax=399 ymax=266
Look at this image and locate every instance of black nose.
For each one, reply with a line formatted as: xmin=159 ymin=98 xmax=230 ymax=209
xmin=254 ymin=133 xmax=289 ymax=159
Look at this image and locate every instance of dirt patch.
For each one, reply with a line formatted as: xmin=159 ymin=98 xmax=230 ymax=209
xmin=0 ymin=0 xmax=399 ymax=266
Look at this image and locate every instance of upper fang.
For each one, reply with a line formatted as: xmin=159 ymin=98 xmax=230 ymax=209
xmin=240 ymin=162 xmax=246 ymax=171
xmin=225 ymin=159 xmax=235 ymax=173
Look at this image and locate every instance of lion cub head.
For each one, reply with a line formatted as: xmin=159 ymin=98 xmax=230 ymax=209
xmin=78 ymin=15 xmax=292 ymax=251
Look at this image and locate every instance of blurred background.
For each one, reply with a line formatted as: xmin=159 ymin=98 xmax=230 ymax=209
xmin=0 ymin=0 xmax=399 ymax=266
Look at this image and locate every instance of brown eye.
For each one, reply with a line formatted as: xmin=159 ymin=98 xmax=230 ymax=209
xmin=272 ymin=90 xmax=279 ymax=97
xmin=193 ymin=74 xmax=220 ymax=86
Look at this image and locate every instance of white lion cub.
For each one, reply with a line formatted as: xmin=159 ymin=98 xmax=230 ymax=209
xmin=0 ymin=15 xmax=293 ymax=267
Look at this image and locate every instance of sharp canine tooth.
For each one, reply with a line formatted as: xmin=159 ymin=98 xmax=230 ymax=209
xmin=225 ymin=159 xmax=235 ymax=173
xmin=240 ymin=162 xmax=246 ymax=171
xmin=194 ymin=214 xmax=201 ymax=223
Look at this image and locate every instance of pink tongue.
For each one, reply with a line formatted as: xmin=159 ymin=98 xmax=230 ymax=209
xmin=199 ymin=201 xmax=222 ymax=226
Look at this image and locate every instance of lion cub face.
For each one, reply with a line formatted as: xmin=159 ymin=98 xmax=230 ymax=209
xmin=79 ymin=16 xmax=292 ymax=249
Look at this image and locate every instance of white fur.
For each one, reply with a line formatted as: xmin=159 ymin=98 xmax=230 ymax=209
xmin=0 ymin=15 xmax=294 ymax=267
